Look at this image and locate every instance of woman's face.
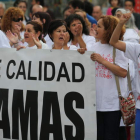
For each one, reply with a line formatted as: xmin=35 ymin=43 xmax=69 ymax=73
xmin=51 ymin=25 xmax=67 ymax=45
xmin=32 ymin=15 xmax=42 ymax=25
xmin=115 ymin=11 xmax=122 ymax=19
xmin=95 ymin=18 xmax=106 ymax=41
xmin=111 ymin=0 xmax=118 ymax=7
xmin=69 ymin=19 xmax=83 ymax=36
xmin=11 ymin=16 xmax=23 ymax=31
xmin=17 ymin=2 xmax=27 ymax=14
xmin=24 ymin=24 xmax=37 ymax=43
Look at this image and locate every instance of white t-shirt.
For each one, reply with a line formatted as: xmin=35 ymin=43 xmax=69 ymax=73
xmin=90 ymin=41 xmax=128 ymax=111
xmin=25 ymin=40 xmax=49 ymax=49
xmin=125 ymin=42 xmax=140 ymax=109
xmin=67 ymin=34 xmax=96 ymax=50
xmin=44 ymin=34 xmax=53 ymax=49
xmin=123 ymin=29 xmax=140 ymax=43
xmin=0 ymin=30 xmax=11 ymax=48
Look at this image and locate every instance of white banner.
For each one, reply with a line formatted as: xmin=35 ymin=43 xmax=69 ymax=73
xmin=0 ymin=48 xmax=96 ymax=140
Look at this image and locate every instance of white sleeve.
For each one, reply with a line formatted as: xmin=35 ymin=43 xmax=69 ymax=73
xmin=84 ymin=36 xmax=96 ymax=51
xmin=40 ymin=40 xmax=50 ymax=49
xmin=115 ymin=49 xmax=129 ymax=70
xmin=125 ymin=42 xmax=140 ymax=63
xmin=0 ymin=31 xmax=11 ymax=48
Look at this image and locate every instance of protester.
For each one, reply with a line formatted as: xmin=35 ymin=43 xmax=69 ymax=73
xmin=14 ymin=0 xmax=30 ymax=25
xmin=32 ymin=12 xmax=53 ymax=48
xmin=68 ymin=0 xmax=97 ymax=25
xmin=7 ymin=21 xmax=49 ymax=50
xmin=124 ymin=0 xmax=140 ymax=30
xmin=48 ymin=19 xmax=77 ymax=50
xmin=89 ymin=15 xmax=128 ymax=140
xmin=107 ymin=0 xmax=121 ymax=15
xmin=1 ymin=7 xmax=24 ymax=48
xmin=92 ymin=6 xmax=102 ymax=21
xmin=109 ymin=12 xmax=140 ymax=140
xmin=115 ymin=8 xmax=139 ymax=43
xmin=65 ymin=14 xmax=96 ymax=50
xmin=115 ymin=8 xmax=139 ymax=140
xmin=0 ymin=2 xmax=5 ymax=29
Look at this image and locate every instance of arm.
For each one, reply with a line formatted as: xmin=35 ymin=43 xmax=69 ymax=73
xmin=75 ymin=24 xmax=86 ymax=49
xmin=109 ymin=13 xmax=132 ymax=52
xmin=91 ymin=53 xmax=127 ymax=78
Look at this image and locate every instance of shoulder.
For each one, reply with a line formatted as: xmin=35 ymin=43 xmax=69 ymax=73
xmin=69 ymin=45 xmax=77 ymax=50
xmin=86 ymin=14 xmax=97 ymax=24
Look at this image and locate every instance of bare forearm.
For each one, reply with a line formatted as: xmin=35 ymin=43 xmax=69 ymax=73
xmin=77 ymin=36 xmax=86 ymax=49
xmin=101 ymin=59 xmax=127 ymax=78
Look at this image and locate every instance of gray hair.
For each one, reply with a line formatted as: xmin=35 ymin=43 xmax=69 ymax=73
xmin=115 ymin=8 xmax=136 ymax=29
xmin=0 ymin=2 xmax=6 ymax=10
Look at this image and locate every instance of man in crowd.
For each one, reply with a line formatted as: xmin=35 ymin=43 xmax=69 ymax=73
xmin=92 ymin=6 xmax=102 ymax=21
xmin=68 ymin=0 xmax=97 ymax=25
xmin=124 ymin=0 xmax=140 ymax=29
xmin=29 ymin=4 xmax=43 ymax=19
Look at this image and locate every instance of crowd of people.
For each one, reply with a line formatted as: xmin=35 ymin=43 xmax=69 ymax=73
xmin=0 ymin=0 xmax=140 ymax=140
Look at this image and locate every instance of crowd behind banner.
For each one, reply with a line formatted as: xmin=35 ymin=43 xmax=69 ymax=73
xmin=0 ymin=0 xmax=140 ymax=140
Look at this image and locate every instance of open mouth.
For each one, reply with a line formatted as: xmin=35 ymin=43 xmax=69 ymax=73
xmin=59 ymin=37 xmax=64 ymax=40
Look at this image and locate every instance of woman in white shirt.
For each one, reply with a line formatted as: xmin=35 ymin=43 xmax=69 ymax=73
xmin=65 ymin=14 xmax=96 ymax=50
xmin=89 ymin=15 xmax=128 ymax=140
xmin=7 ymin=21 xmax=49 ymax=49
xmin=1 ymin=7 xmax=25 ymax=47
xmin=48 ymin=19 xmax=77 ymax=50
xmin=110 ymin=12 xmax=140 ymax=140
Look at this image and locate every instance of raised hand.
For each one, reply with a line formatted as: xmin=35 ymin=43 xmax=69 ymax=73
xmin=120 ymin=12 xmax=132 ymax=25
xmin=6 ymin=30 xmax=18 ymax=44
xmin=75 ymin=24 xmax=83 ymax=37
xmin=15 ymin=25 xmax=21 ymax=36
xmin=32 ymin=34 xmax=42 ymax=49
xmin=77 ymin=48 xmax=87 ymax=54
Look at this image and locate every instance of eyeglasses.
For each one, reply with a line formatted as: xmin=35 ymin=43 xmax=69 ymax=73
xmin=12 ymin=17 xmax=23 ymax=22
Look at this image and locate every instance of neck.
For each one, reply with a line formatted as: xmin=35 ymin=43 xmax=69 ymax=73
xmin=63 ymin=44 xmax=69 ymax=50
xmin=53 ymin=43 xmax=63 ymax=50
xmin=28 ymin=42 xmax=35 ymax=47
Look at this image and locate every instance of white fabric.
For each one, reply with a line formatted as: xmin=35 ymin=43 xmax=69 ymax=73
xmin=44 ymin=34 xmax=53 ymax=49
xmin=0 ymin=30 xmax=11 ymax=48
xmin=90 ymin=41 xmax=128 ymax=111
xmin=25 ymin=40 xmax=49 ymax=49
xmin=125 ymin=42 xmax=140 ymax=109
xmin=123 ymin=29 xmax=140 ymax=43
xmin=67 ymin=34 xmax=96 ymax=50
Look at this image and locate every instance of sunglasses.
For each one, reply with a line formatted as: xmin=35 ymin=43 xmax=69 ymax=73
xmin=12 ymin=17 xmax=23 ymax=22
xmin=0 ymin=16 xmax=2 ymax=19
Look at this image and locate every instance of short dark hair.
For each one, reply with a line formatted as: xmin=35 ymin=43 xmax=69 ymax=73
xmin=48 ymin=20 xmax=68 ymax=41
xmin=65 ymin=14 xmax=89 ymax=40
xmin=27 ymin=21 xmax=43 ymax=40
xmin=109 ymin=0 xmax=121 ymax=6
xmin=84 ymin=1 xmax=93 ymax=15
xmin=32 ymin=12 xmax=52 ymax=36
xmin=13 ymin=0 xmax=27 ymax=7
xmin=68 ymin=0 xmax=84 ymax=10
xmin=125 ymin=0 xmax=135 ymax=7
xmin=63 ymin=6 xmax=70 ymax=14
